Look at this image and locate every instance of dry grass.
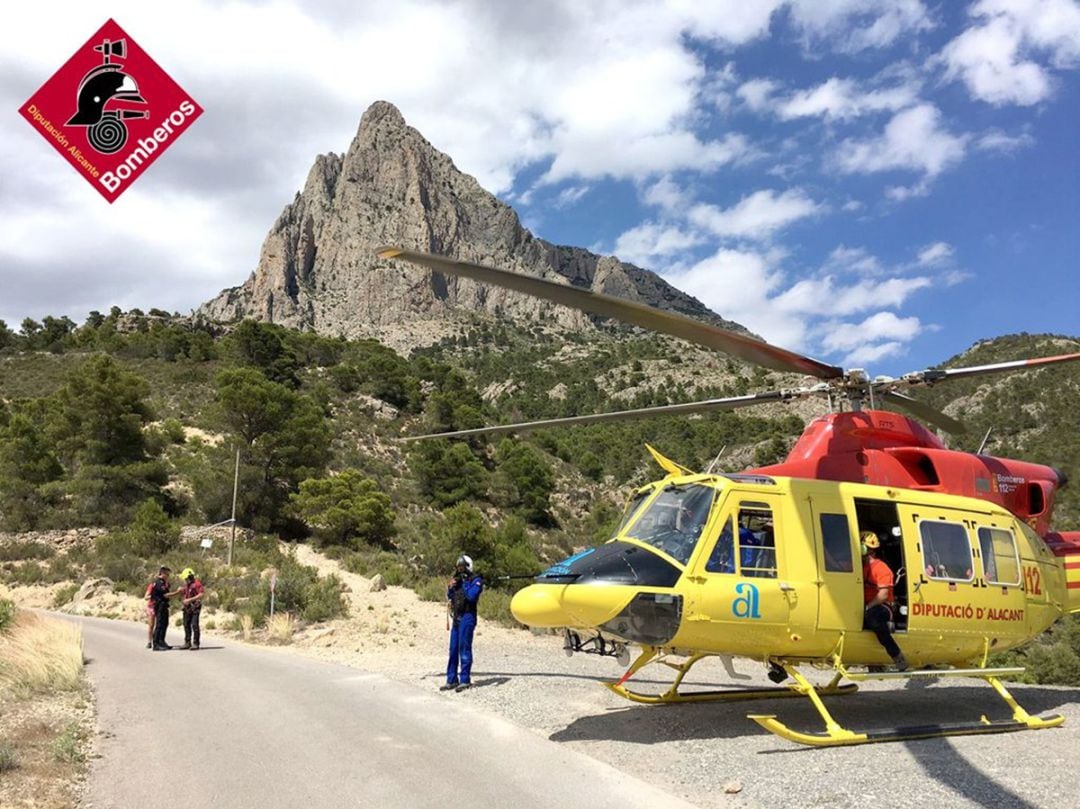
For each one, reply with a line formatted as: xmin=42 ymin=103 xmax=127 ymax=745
xmin=240 ymin=613 xmax=255 ymax=641
xmin=0 ymin=611 xmax=84 ymax=699
xmin=267 ymin=612 xmax=295 ymax=644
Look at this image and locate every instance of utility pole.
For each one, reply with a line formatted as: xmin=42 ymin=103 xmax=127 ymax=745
xmin=228 ymin=445 xmax=240 ymax=567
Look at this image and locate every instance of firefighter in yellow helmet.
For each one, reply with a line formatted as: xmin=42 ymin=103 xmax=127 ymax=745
xmin=179 ymin=567 xmax=205 ymax=650
xmin=861 ymin=531 xmax=907 ymax=671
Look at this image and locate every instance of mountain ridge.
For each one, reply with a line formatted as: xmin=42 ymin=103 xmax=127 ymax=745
xmin=197 ymin=101 xmax=747 ymax=352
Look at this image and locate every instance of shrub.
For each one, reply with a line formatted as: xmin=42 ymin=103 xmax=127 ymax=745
xmin=11 ymin=562 xmax=45 ymax=585
xmin=161 ymin=418 xmax=187 ymax=444
xmin=52 ymin=722 xmax=86 ymax=764
xmin=0 ymin=742 xmax=17 ymax=773
xmin=341 ymin=551 xmax=372 ymax=576
xmin=267 ymin=612 xmax=295 ymax=644
xmin=416 ymin=577 xmax=447 ymax=603
xmin=96 ymin=499 xmax=180 ymax=558
xmin=290 ymin=471 xmax=396 ymax=548
xmin=0 ymin=599 xmax=14 ymax=632
xmin=52 ymin=583 xmax=79 ymax=608
xmin=0 ymin=541 xmax=55 ymax=562
xmin=301 ymin=576 xmax=346 ymax=623
xmin=477 ymin=588 xmax=519 ymax=628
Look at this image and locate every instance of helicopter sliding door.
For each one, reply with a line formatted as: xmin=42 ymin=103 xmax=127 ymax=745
xmin=808 ymin=501 xmax=860 ymax=634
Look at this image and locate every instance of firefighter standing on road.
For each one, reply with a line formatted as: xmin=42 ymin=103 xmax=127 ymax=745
xmin=150 ymin=566 xmax=181 ymax=650
xmin=441 ymin=554 xmax=483 ymax=692
xmin=180 ymin=568 xmax=204 ymax=650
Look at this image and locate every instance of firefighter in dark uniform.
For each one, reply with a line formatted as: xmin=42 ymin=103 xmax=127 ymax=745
xmin=441 ymin=555 xmax=483 ymax=692
xmin=149 ymin=566 xmax=181 ymax=650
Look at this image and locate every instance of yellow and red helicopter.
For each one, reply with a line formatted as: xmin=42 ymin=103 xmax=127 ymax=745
xmin=378 ymin=246 xmax=1080 ymax=746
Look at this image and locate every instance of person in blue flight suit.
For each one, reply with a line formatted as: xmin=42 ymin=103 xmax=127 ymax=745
xmin=707 ymin=520 xmax=757 ymax=574
xmin=441 ymin=554 xmax=484 ymax=693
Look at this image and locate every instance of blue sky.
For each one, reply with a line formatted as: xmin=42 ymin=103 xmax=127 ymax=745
xmin=4 ymin=1 xmax=1078 ymax=377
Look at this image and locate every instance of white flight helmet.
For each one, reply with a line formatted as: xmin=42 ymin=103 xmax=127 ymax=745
xmin=456 ymin=554 xmax=473 ymax=572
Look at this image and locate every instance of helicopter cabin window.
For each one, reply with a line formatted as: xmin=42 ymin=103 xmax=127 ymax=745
xmin=705 ymin=503 xmax=776 ymax=578
xmin=820 ymin=513 xmax=854 ymax=572
xmin=919 ymin=520 xmax=974 ymax=582
xmin=977 ymin=527 xmax=1021 ymax=586
xmin=623 ymin=483 xmax=715 ymax=566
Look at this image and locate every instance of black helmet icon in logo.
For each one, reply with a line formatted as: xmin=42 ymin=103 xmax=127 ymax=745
xmin=66 ymin=38 xmax=149 ymax=154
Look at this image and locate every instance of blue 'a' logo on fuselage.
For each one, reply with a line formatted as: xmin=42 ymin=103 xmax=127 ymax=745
xmin=732 ymin=582 xmax=761 ymax=619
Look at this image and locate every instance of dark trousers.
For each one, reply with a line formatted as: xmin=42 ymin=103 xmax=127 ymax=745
xmin=446 ymin=613 xmax=477 ymax=685
xmin=183 ymin=609 xmax=201 ymax=646
xmin=153 ymin=603 xmax=169 ymax=646
xmin=864 ymin=603 xmax=901 ymax=658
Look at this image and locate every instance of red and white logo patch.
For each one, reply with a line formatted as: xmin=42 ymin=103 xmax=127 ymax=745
xmin=18 ymin=19 xmax=202 ymax=203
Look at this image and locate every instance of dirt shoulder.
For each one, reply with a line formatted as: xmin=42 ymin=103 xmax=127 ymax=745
xmin=0 ymin=597 xmax=94 ymax=809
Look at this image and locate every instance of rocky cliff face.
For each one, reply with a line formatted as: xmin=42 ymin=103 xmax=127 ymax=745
xmin=198 ymin=101 xmax=743 ymax=350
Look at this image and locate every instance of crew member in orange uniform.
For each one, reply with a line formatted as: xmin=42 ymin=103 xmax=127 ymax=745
xmin=862 ymin=531 xmax=908 ymax=671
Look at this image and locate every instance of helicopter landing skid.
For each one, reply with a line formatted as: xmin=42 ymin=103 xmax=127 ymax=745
xmin=605 ymin=647 xmax=857 ymax=705
xmin=749 ymin=664 xmax=1064 ymax=747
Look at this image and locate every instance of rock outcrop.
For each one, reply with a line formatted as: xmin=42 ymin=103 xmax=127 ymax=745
xmin=198 ymin=101 xmax=744 ymax=350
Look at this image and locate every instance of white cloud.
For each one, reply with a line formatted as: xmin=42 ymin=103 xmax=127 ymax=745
xmin=885 ymin=180 xmax=931 ymax=200
xmin=773 ymin=274 xmax=932 ymax=317
xmin=842 ymin=340 xmax=906 ymax=366
xmin=737 ymin=78 xmax=780 ymax=111
xmin=975 ymin=129 xmax=1036 ymax=152
xmin=826 ymin=245 xmax=883 ymax=275
xmin=835 ymin=104 xmax=968 ymax=179
xmin=660 ymin=243 xmax=946 ymax=364
xmin=553 ymin=185 xmax=589 ymax=208
xmin=689 ymin=189 xmax=824 ymax=240
xmin=776 ymin=77 xmax=920 ymax=120
xmin=665 ymin=248 xmax=809 ymax=347
xmin=612 ymin=223 xmax=705 ymax=267
xmin=641 ymin=176 xmax=692 ymax=213
xmin=787 ymin=0 xmax=933 ymax=52
xmin=916 ymin=242 xmax=953 ymax=266
xmin=820 ymin=311 xmax=922 ymax=353
xmin=941 ymin=0 xmax=1080 ymax=106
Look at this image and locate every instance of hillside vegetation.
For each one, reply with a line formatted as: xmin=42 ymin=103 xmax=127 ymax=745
xmin=1 ymin=314 xmax=1077 ymax=680
xmin=0 ymin=310 xmax=801 ymax=611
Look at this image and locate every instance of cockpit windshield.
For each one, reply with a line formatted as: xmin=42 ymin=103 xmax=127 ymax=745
xmin=623 ymin=483 xmax=715 ymax=565
xmin=613 ymin=488 xmax=653 ymax=538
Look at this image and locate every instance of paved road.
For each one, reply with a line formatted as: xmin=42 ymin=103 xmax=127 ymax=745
xmin=74 ymin=616 xmax=700 ymax=809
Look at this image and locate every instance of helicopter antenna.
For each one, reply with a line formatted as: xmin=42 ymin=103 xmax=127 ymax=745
xmin=705 ymin=445 xmax=727 ymax=474
xmin=977 ymin=427 xmax=994 ymax=455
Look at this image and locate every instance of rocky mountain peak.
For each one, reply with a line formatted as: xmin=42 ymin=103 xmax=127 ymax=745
xmin=198 ymin=100 xmax=744 ymax=350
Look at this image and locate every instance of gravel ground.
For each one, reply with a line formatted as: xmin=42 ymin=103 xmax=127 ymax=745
xmin=354 ymin=635 xmax=1080 ymax=809
xmin=271 ymin=548 xmax=1080 ymax=809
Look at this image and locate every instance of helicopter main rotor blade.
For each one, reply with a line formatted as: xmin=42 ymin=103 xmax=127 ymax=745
xmin=398 ymin=390 xmax=799 ymax=442
xmin=376 ymin=247 xmax=844 ymax=380
xmin=902 ymin=352 xmax=1080 ymax=386
xmin=878 ymin=390 xmax=968 ymax=435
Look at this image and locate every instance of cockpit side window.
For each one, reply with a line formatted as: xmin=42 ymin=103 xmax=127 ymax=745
xmin=624 ymin=483 xmax=715 ymax=565
xmin=738 ymin=504 xmax=777 ymax=578
xmin=705 ymin=502 xmax=776 ymax=577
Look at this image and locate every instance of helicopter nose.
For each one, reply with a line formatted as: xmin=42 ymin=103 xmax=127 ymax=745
xmin=511 ymin=583 xmax=634 ymax=628
xmin=510 ymin=585 xmax=565 ymax=627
